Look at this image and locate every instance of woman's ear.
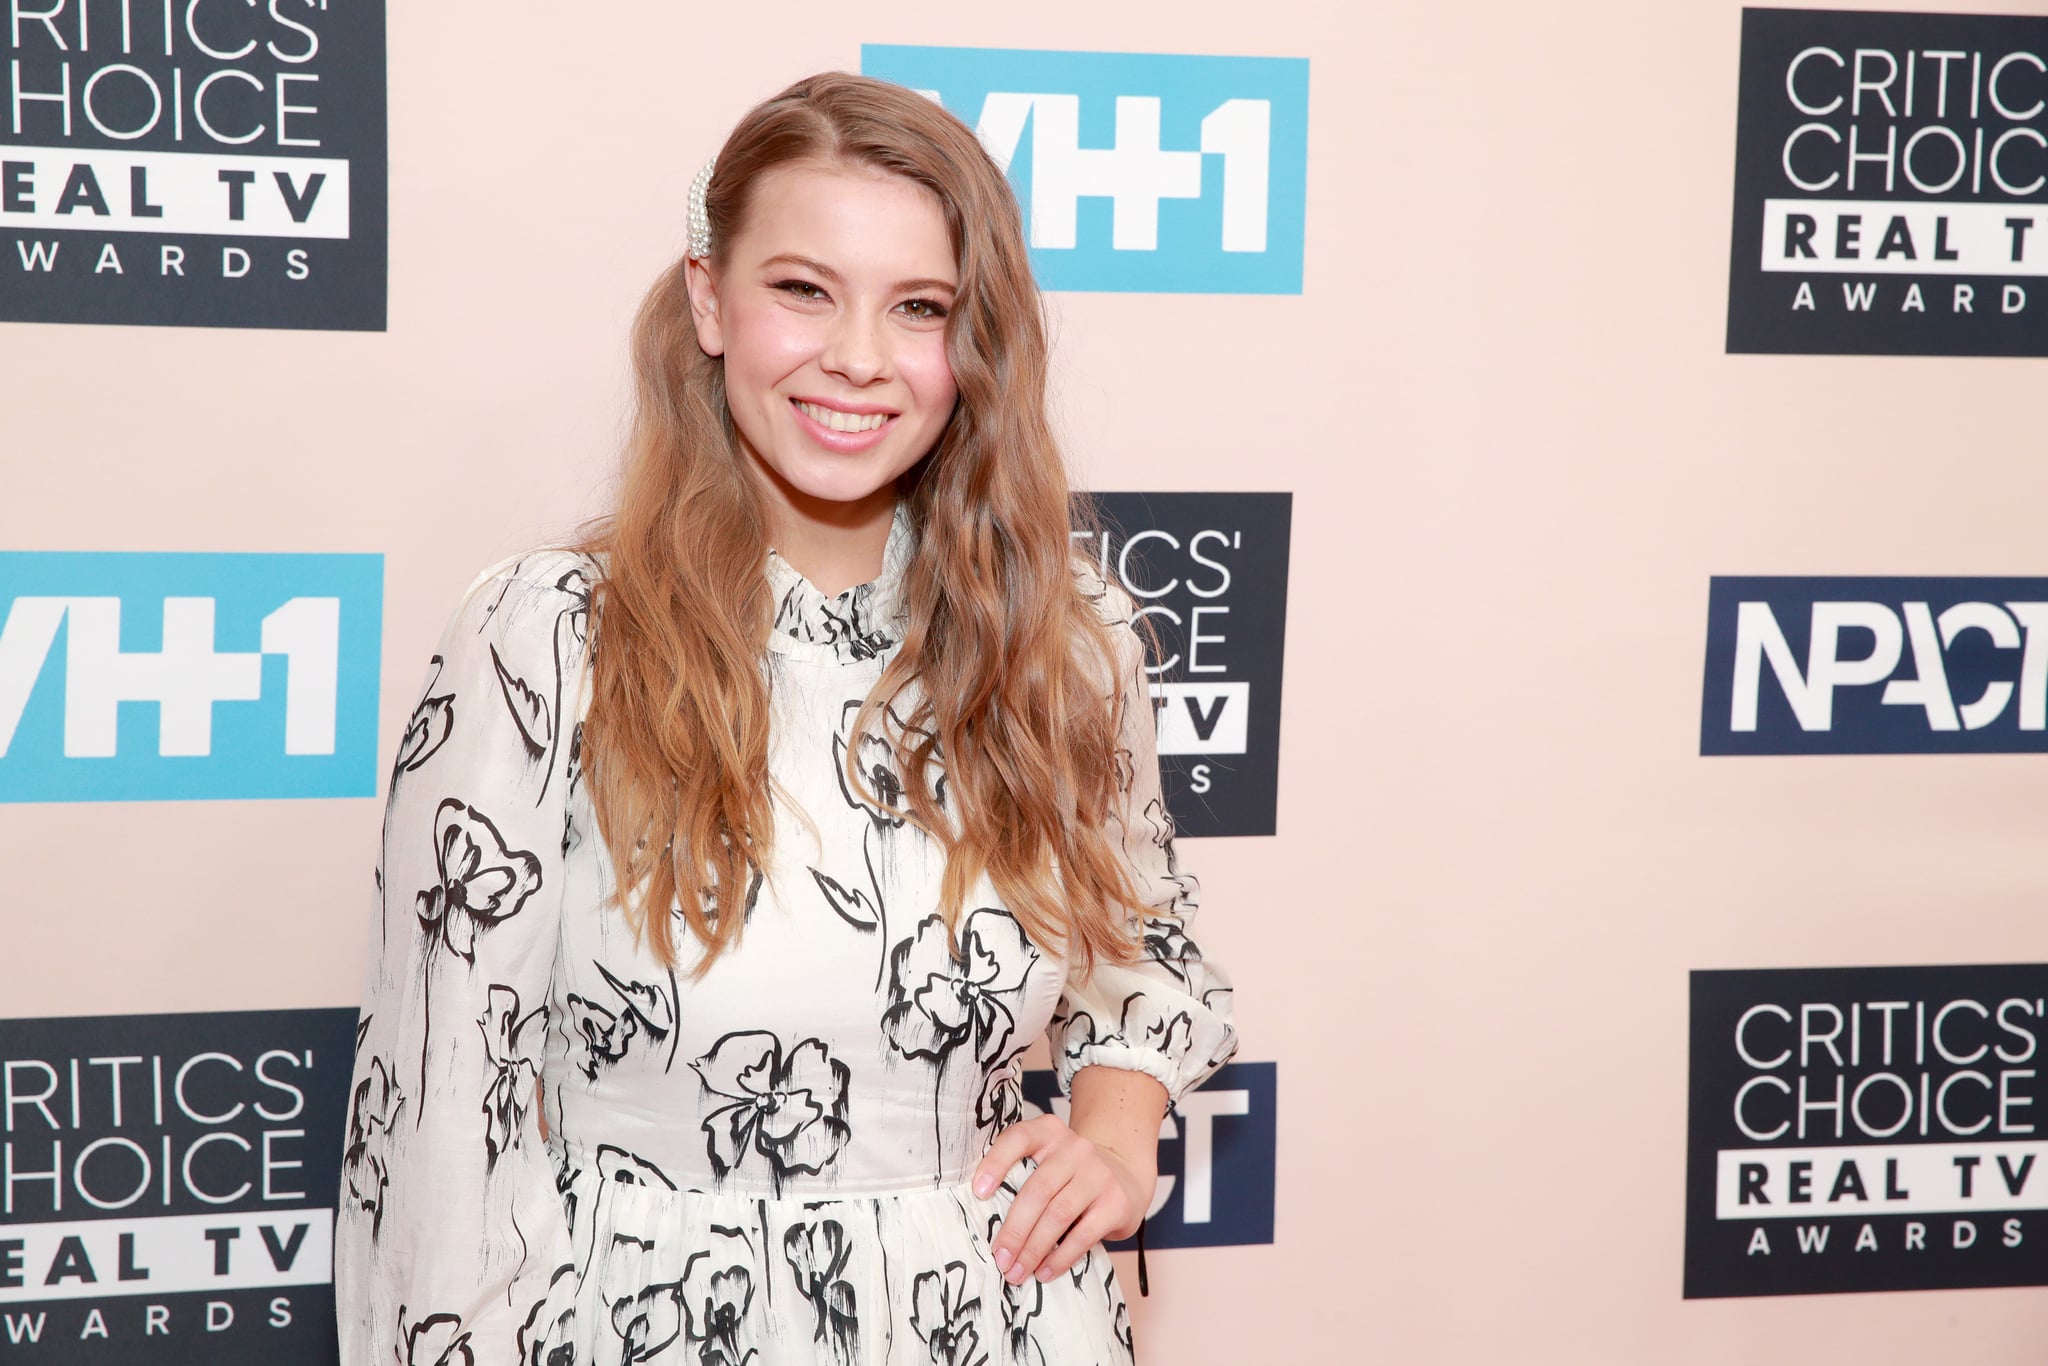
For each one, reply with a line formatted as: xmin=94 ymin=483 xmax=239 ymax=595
xmin=684 ymin=256 xmax=725 ymax=357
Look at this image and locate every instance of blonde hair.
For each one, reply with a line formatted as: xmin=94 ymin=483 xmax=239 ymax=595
xmin=575 ymin=71 xmax=1145 ymax=975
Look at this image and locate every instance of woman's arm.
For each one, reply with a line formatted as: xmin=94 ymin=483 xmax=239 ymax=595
xmin=973 ymin=576 xmax=1239 ymax=1287
xmin=334 ymin=553 xmax=591 ymax=1363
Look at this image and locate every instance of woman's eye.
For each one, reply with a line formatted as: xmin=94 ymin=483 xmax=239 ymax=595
xmin=898 ymin=298 xmax=950 ymax=321
xmin=774 ymin=280 xmax=828 ymax=302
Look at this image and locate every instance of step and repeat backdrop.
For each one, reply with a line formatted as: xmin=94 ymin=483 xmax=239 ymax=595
xmin=2 ymin=1 xmax=2045 ymax=1363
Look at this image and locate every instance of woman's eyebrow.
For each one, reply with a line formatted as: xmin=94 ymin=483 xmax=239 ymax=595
xmin=759 ymin=253 xmax=956 ymax=295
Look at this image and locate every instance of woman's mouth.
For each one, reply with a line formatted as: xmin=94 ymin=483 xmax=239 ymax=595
xmin=792 ymin=398 xmax=895 ymax=434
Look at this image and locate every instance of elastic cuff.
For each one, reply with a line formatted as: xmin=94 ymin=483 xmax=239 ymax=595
xmin=1063 ymin=1042 xmax=1181 ymax=1107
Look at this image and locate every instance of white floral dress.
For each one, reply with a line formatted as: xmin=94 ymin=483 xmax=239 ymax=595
xmin=334 ymin=506 xmax=1238 ymax=1366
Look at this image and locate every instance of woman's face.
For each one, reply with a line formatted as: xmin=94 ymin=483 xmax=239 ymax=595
xmin=686 ymin=161 xmax=960 ymax=520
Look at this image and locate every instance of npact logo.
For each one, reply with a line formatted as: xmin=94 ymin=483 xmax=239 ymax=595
xmin=0 ymin=552 xmax=382 ymax=801
xmin=1701 ymin=576 xmax=2048 ymax=754
xmin=861 ymin=45 xmax=1308 ymax=293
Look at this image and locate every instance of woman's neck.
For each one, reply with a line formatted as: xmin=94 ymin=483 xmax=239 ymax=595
xmin=761 ymin=486 xmax=898 ymax=597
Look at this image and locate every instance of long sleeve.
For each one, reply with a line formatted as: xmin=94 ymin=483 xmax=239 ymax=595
xmin=1047 ymin=578 xmax=1240 ymax=1108
xmin=335 ymin=552 xmax=592 ymax=1365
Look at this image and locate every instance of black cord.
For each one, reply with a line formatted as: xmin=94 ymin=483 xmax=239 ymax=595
xmin=1135 ymin=1218 xmax=1149 ymax=1297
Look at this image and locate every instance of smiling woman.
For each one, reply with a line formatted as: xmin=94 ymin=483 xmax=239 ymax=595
xmin=334 ymin=71 xmax=1237 ymax=1366
xmin=687 ymin=165 xmax=962 ymax=549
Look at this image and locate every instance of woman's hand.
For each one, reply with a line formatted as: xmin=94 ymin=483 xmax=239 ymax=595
xmin=972 ymin=1112 xmax=1157 ymax=1286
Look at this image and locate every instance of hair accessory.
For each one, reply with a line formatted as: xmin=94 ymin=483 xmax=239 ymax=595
xmin=686 ymin=155 xmax=717 ymax=260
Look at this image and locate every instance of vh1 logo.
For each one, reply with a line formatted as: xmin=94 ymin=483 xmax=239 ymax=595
xmin=0 ymin=552 xmax=382 ymax=801
xmin=861 ymin=44 xmax=1308 ymax=294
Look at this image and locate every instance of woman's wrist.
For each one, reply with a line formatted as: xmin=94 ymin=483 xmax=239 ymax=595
xmin=1065 ymin=1066 xmax=1168 ymax=1236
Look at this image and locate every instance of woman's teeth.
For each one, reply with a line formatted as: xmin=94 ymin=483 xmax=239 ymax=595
xmin=795 ymin=400 xmax=891 ymax=434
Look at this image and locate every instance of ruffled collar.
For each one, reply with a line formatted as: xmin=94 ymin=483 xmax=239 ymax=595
xmin=763 ymin=503 xmax=915 ymax=665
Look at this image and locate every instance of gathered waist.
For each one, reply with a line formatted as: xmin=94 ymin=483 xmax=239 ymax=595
xmin=553 ymin=1134 xmax=1012 ymax=1206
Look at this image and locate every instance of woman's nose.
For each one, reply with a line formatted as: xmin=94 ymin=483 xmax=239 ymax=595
xmin=820 ymin=310 xmax=887 ymax=386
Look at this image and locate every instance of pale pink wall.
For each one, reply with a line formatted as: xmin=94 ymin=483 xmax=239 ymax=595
xmin=7 ymin=1 xmax=2048 ymax=1361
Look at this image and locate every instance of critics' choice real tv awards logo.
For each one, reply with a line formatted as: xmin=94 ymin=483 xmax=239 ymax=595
xmin=1 ymin=0 xmax=387 ymax=330
xmin=861 ymin=45 xmax=1308 ymax=294
xmin=0 ymin=1008 xmax=356 ymax=1363
xmin=1687 ymin=966 xmax=2048 ymax=1297
xmin=1728 ymin=8 xmax=2048 ymax=355
xmin=1076 ymin=492 xmax=1291 ymax=839
xmin=1023 ymin=1062 xmax=1275 ymax=1249
xmin=1700 ymin=577 xmax=2048 ymax=755
xmin=0 ymin=552 xmax=382 ymax=802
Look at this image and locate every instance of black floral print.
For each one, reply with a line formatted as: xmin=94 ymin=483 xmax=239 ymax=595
xmin=999 ymin=1273 xmax=1046 ymax=1366
xmin=834 ymin=720 xmax=909 ymax=829
xmin=1139 ymin=914 xmax=1201 ymax=988
xmin=1134 ymin=794 xmax=1199 ymax=907
xmin=683 ymin=1236 xmax=759 ymax=1366
xmin=395 ymin=1308 xmax=474 ymax=1366
xmin=516 ymin=1263 xmax=578 ymax=1366
xmin=565 ymin=962 xmax=676 ymax=1081
xmin=561 ymin=724 xmax=586 ymax=856
xmin=771 ymin=551 xmax=897 ymax=662
xmin=606 ymin=1234 xmax=685 ymax=1364
xmin=478 ymin=559 xmax=591 ymax=804
xmin=478 ymin=985 xmax=545 ymax=1169
xmin=598 ymin=1143 xmax=678 ymax=1190
xmin=832 ymin=700 xmax=949 ymax=826
xmin=565 ymin=723 xmax=585 ymax=798
xmin=827 ymin=697 xmax=963 ymax=986
xmin=910 ymin=1261 xmax=989 ymax=1366
xmin=551 ymin=1142 xmax=582 ymax=1237
xmin=415 ymin=799 xmax=542 ymax=963
xmin=343 ymin=1055 xmax=405 ymax=1239
xmin=808 ymin=866 xmax=881 ymax=932
xmin=392 ymin=660 xmax=455 ymax=780
xmin=691 ymin=1031 xmax=851 ymax=1189
xmin=490 ymin=643 xmax=554 ymax=767
xmin=882 ymin=910 xmax=1039 ymax=1068
xmin=1110 ymin=1299 xmax=1134 ymax=1362
xmin=975 ymin=1063 xmax=1025 ymax=1131
xmin=784 ymin=1218 xmax=859 ymax=1364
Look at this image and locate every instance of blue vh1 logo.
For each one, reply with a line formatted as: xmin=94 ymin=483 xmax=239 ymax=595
xmin=1024 ymin=1061 xmax=1276 ymax=1247
xmin=0 ymin=552 xmax=382 ymax=802
xmin=861 ymin=45 xmax=1309 ymax=294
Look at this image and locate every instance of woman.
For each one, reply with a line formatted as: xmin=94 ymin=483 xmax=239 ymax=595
xmin=336 ymin=71 xmax=1236 ymax=1366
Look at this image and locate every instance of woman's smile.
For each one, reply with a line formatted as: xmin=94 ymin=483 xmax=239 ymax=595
xmin=790 ymin=396 xmax=899 ymax=446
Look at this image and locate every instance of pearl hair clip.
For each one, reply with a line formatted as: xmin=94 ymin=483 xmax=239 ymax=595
xmin=686 ymin=155 xmax=717 ymax=260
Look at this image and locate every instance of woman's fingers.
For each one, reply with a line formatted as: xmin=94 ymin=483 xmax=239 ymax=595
xmin=990 ymin=1143 xmax=1076 ymax=1278
xmin=972 ymin=1113 xmax=1054 ymax=1197
xmin=1040 ymin=1204 xmax=1124 ymax=1280
xmin=975 ymin=1114 xmax=1142 ymax=1285
xmin=1009 ymin=1168 xmax=1103 ymax=1282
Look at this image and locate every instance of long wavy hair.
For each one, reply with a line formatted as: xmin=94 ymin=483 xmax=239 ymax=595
xmin=574 ymin=72 xmax=1146 ymax=976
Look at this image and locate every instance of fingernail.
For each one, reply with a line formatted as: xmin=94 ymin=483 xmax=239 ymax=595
xmin=1007 ymin=1263 xmax=1028 ymax=1285
xmin=973 ymin=1174 xmax=995 ymax=1199
xmin=1036 ymin=1265 xmax=1055 ymax=1282
xmin=992 ymin=1247 xmax=1012 ymax=1273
